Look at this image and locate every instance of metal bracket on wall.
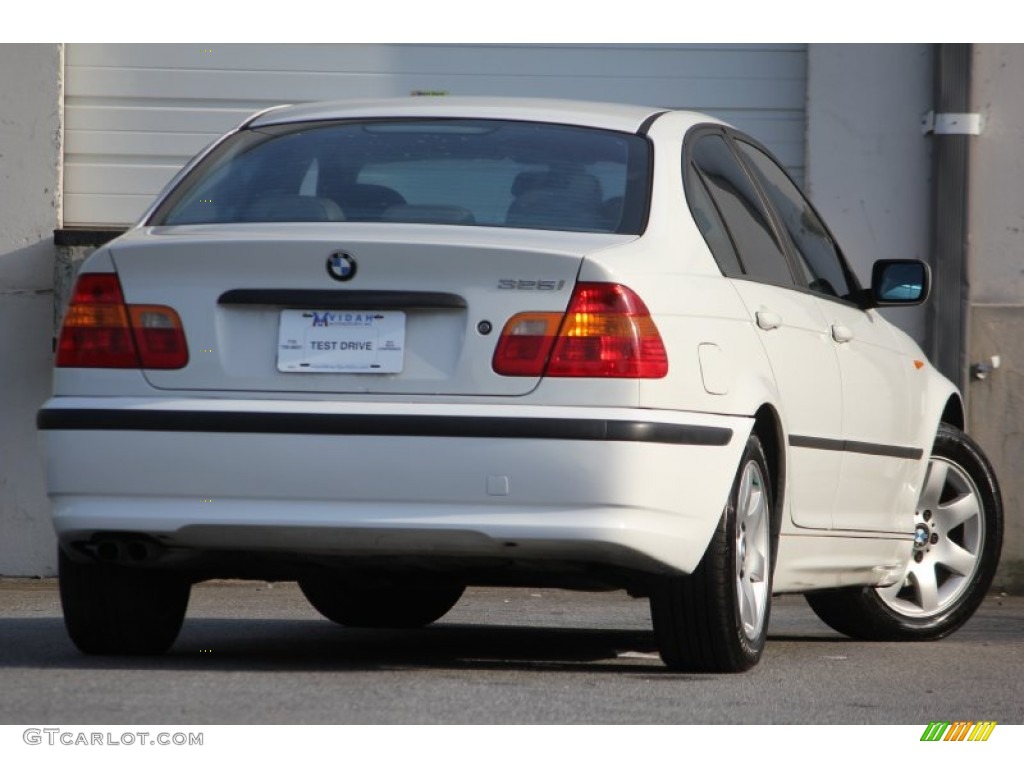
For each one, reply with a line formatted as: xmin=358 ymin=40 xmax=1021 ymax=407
xmin=921 ymin=111 xmax=984 ymax=135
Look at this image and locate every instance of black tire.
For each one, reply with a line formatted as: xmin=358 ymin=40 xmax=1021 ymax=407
xmin=805 ymin=423 xmax=1003 ymax=641
xmin=651 ymin=434 xmax=776 ymax=672
xmin=59 ymin=548 xmax=191 ymax=655
xmin=299 ymin=577 xmax=465 ymax=628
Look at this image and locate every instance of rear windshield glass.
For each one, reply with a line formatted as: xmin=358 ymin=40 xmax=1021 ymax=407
xmin=150 ymin=119 xmax=651 ymax=234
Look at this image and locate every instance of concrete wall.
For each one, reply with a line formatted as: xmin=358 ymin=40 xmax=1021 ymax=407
xmin=0 ymin=44 xmax=62 ymax=576
xmin=967 ymin=45 xmax=1024 ymax=592
xmin=805 ymin=44 xmax=934 ymax=343
xmin=808 ymin=44 xmax=1022 ymax=591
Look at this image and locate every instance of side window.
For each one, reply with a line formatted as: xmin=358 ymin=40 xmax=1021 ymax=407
xmin=685 ymin=163 xmax=743 ymax=277
xmin=735 ymin=140 xmax=854 ymax=300
xmin=690 ymin=135 xmax=794 ymax=286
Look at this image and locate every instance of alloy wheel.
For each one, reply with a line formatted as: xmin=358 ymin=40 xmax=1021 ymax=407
xmin=877 ymin=457 xmax=984 ymax=617
xmin=735 ymin=460 xmax=770 ymax=639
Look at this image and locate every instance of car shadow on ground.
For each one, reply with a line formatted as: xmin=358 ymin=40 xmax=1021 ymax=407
xmin=0 ymin=615 xmax=852 ymax=676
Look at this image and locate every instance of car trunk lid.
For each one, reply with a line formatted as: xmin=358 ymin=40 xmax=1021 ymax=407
xmin=109 ymin=224 xmax=632 ymax=397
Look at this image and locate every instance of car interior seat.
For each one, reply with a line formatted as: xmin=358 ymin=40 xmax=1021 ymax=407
xmin=321 ymin=183 xmax=406 ymax=221
xmin=505 ymin=170 xmax=604 ymax=231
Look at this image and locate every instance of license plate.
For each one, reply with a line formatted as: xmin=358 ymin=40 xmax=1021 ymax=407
xmin=277 ymin=309 xmax=405 ymax=373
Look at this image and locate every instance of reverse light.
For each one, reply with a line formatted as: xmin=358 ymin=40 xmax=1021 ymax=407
xmin=56 ymin=273 xmax=189 ymax=369
xmin=493 ymin=283 xmax=668 ymax=378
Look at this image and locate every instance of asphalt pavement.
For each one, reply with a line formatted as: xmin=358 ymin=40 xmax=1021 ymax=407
xmin=1 ymin=579 xmax=1021 ymax=724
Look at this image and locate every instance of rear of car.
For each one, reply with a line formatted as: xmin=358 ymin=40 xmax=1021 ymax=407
xmin=39 ymin=102 xmax=754 ymax=655
xmin=41 ymin=98 xmax=1006 ymax=672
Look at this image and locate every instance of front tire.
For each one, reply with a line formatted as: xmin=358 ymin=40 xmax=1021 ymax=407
xmin=651 ymin=434 xmax=775 ymax=672
xmin=59 ymin=548 xmax=191 ymax=655
xmin=805 ymin=423 xmax=1002 ymax=640
xmin=299 ymin=577 xmax=465 ymax=628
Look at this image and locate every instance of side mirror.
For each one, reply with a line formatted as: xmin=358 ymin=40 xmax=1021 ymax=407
xmin=869 ymin=260 xmax=930 ymax=307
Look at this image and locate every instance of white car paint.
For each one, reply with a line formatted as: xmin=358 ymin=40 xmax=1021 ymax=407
xmin=43 ymin=399 xmax=751 ymax=575
xmin=39 ymin=98 xmax=969 ymax=641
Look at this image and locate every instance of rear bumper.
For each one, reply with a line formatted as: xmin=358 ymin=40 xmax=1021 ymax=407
xmin=39 ymin=398 xmax=752 ymax=576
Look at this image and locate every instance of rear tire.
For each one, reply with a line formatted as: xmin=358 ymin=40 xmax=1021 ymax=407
xmin=805 ymin=424 xmax=1002 ymax=641
xmin=299 ymin=577 xmax=465 ymax=628
xmin=651 ymin=434 xmax=775 ymax=672
xmin=59 ymin=548 xmax=190 ymax=655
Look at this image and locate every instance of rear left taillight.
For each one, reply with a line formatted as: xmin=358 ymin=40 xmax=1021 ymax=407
xmin=56 ymin=273 xmax=189 ymax=369
xmin=492 ymin=282 xmax=668 ymax=378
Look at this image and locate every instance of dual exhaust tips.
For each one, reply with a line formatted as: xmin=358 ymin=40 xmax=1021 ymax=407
xmin=89 ymin=537 xmax=163 ymax=565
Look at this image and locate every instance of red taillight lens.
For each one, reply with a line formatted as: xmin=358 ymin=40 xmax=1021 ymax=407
xmin=56 ymin=273 xmax=188 ymax=369
xmin=57 ymin=275 xmax=138 ymax=368
xmin=491 ymin=312 xmax=563 ymax=376
xmin=128 ymin=306 xmax=190 ymax=369
xmin=492 ymin=283 xmax=668 ymax=379
xmin=548 ymin=283 xmax=668 ymax=378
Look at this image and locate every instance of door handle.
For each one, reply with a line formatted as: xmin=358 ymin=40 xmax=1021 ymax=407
xmin=832 ymin=324 xmax=854 ymax=343
xmin=756 ymin=311 xmax=782 ymax=331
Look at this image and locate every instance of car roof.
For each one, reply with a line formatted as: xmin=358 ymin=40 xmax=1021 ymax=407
xmin=245 ymin=97 xmax=714 ymax=134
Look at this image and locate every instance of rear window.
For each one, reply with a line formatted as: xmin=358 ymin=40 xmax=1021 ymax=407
xmin=150 ymin=119 xmax=651 ymax=234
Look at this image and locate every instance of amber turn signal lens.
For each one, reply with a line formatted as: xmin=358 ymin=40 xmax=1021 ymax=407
xmin=56 ymin=273 xmax=189 ymax=370
xmin=492 ymin=283 xmax=668 ymax=379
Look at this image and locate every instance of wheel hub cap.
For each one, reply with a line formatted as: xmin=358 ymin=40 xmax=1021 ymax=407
xmin=876 ymin=456 xmax=985 ymax=618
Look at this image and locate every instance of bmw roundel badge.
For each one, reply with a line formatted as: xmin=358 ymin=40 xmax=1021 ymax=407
xmin=327 ymin=251 xmax=357 ymax=282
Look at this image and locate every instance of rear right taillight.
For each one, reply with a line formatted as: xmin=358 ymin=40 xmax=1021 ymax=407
xmin=492 ymin=282 xmax=668 ymax=378
xmin=56 ymin=273 xmax=189 ymax=369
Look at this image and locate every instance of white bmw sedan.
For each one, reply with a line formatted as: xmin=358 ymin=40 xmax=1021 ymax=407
xmin=39 ymin=98 xmax=1002 ymax=671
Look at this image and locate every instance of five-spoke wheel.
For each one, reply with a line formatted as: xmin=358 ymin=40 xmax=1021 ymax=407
xmin=735 ymin=457 xmax=771 ymax=641
xmin=877 ymin=455 xmax=985 ymax=617
xmin=651 ymin=433 xmax=776 ymax=672
xmin=805 ymin=423 xmax=1002 ymax=641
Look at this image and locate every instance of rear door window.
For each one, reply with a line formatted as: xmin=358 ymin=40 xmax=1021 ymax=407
xmin=685 ymin=164 xmax=744 ymax=277
xmin=735 ymin=139 xmax=856 ymax=301
xmin=689 ymin=134 xmax=795 ymax=287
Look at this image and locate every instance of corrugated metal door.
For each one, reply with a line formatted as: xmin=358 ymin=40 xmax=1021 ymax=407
xmin=63 ymin=43 xmax=807 ymax=226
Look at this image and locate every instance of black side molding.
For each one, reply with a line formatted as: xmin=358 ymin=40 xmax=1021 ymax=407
xmin=789 ymin=434 xmax=924 ymax=461
xmin=38 ymin=409 xmax=733 ymax=447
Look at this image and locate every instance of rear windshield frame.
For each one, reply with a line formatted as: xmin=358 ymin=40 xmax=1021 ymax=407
xmin=147 ymin=118 xmax=653 ymax=235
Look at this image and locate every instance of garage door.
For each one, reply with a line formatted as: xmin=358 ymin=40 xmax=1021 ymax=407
xmin=63 ymin=43 xmax=807 ymax=227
